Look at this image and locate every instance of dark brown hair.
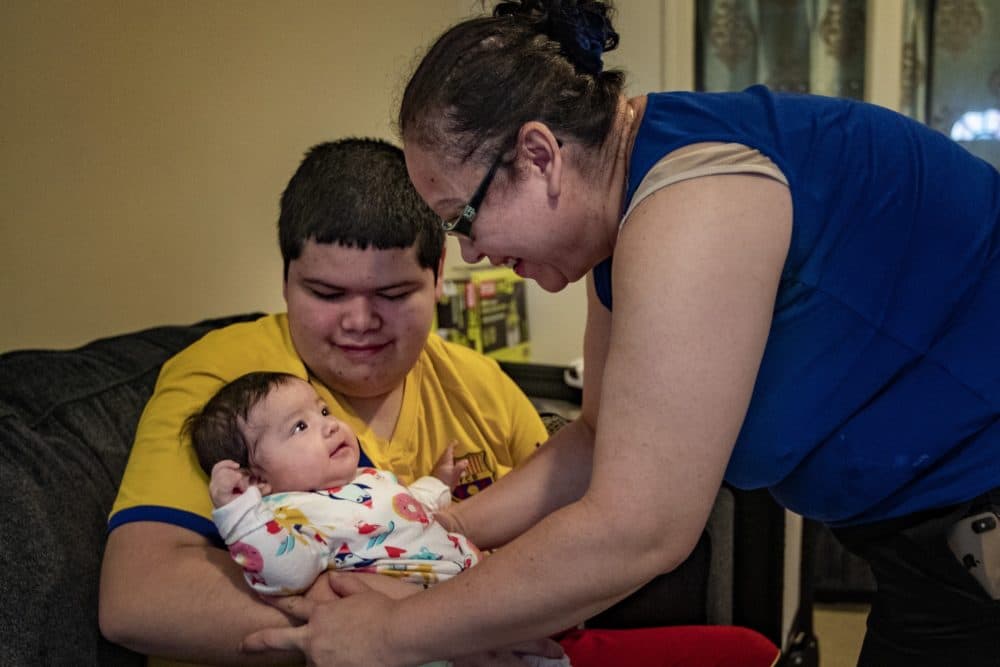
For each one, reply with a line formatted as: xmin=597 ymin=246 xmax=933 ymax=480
xmin=278 ymin=138 xmax=444 ymax=279
xmin=399 ymin=0 xmax=624 ymax=166
xmin=184 ymin=372 xmax=299 ymax=476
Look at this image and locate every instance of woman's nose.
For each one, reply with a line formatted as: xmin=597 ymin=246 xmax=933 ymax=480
xmin=458 ymin=237 xmax=482 ymax=264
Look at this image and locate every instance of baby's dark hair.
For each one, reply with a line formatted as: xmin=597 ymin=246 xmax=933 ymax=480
xmin=185 ymin=372 xmax=300 ymax=476
xmin=278 ymin=138 xmax=444 ymax=279
xmin=399 ymin=0 xmax=623 ymax=165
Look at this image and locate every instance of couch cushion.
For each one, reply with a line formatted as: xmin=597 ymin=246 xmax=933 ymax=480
xmin=0 ymin=314 xmax=261 ymax=665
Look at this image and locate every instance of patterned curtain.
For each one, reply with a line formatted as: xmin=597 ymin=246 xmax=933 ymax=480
xmin=697 ymin=0 xmax=866 ymax=99
xmin=920 ymin=0 xmax=1000 ymax=167
xmin=900 ymin=0 xmax=930 ymax=121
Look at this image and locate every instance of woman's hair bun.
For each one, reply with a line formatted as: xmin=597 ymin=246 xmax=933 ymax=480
xmin=494 ymin=0 xmax=619 ymax=75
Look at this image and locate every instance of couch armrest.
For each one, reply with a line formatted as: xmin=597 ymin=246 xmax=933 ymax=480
xmin=0 ymin=313 xmax=261 ymax=665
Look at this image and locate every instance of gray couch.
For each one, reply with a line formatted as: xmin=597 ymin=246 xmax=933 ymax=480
xmin=0 ymin=314 xmax=260 ymax=665
xmin=0 ymin=315 xmax=807 ymax=665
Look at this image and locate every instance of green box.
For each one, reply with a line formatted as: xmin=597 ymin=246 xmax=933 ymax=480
xmin=436 ymin=266 xmax=530 ymax=361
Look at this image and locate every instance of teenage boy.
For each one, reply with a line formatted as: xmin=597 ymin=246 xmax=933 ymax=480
xmin=99 ymin=139 xmax=549 ymax=666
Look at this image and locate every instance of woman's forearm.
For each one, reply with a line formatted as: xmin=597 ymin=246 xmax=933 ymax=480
xmin=388 ymin=490 xmax=692 ymax=666
xmin=452 ymin=418 xmax=596 ymax=549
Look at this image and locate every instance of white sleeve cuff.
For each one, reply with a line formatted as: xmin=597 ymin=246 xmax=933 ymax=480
xmin=211 ymin=486 xmax=265 ymax=543
xmin=407 ymin=476 xmax=451 ymax=512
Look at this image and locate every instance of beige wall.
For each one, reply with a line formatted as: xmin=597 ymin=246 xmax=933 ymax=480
xmin=1 ymin=1 xmax=464 ymax=352
xmin=1 ymin=1 xmax=905 ymax=365
xmin=1 ymin=0 xmax=590 ymax=364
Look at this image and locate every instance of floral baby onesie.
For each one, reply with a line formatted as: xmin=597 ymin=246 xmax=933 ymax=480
xmin=213 ymin=467 xmax=479 ymax=594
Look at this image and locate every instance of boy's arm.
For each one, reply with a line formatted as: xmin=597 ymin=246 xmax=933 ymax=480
xmin=100 ymin=521 xmax=304 ymax=665
xmin=99 ymin=329 xmax=312 ymax=663
xmin=101 ymin=522 xmax=432 ymax=665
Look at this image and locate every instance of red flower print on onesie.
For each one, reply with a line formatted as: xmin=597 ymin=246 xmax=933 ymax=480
xmin=229 ymin=541 xmax=264 ymax=573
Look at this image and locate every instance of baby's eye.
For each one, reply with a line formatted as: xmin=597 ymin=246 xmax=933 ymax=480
xmin=321 ymin=406 xmax=330 ymax=417
xmin=293 ymin=420 xmax=308 ymax=433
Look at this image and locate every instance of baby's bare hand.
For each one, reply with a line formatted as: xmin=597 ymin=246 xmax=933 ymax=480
xmin=431 ymin=441 xmax=469 ymax=490
xmin=209 ymin=460 xmax=251 ymax=507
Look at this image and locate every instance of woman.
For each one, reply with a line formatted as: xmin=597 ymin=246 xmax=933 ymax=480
xmin=245 ymin=1 xmax=1000 ymax=665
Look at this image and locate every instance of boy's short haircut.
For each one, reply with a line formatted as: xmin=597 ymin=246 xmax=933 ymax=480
xmin=185 ymin=371 xmax=298 ymax=476
xmin=278 ymin=138 xmax=444 ymax=278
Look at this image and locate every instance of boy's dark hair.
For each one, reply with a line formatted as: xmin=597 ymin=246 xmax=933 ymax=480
xmin=399 ymin=1 xmax=623 ymax=166
xmin=185 ymin=371 xmax=299 ymax=476
xmin=278 ymin=138 xmax=444 ymax=279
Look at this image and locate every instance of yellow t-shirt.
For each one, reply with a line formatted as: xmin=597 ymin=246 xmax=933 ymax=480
xmin=111 ymin=313 xmax=547 ymax=533
xmin=108 ymin=314 xmax=547 ymax=667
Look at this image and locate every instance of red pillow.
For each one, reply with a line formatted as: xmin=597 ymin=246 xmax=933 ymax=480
xmin=559 ymin=625 xmax=780 ymax=667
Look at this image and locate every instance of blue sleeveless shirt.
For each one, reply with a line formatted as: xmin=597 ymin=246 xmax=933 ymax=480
xmin=594 ymin=86 xmax=1000 ymax=526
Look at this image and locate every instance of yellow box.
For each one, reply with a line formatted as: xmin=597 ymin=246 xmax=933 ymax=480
xmin=436 ymin=266 xmax=530 ymax=361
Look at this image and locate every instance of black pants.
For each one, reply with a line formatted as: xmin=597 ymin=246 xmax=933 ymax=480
xmin=833 ymin=491 xmax=1000 ymax=667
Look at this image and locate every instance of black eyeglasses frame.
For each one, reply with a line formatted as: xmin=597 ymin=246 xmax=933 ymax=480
xmin=440 ymin=152 xmax=503 ymax=240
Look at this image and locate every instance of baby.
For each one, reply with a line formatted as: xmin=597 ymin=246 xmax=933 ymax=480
xmin=188 ymin=371 xmax=572 ymax=666
xmin=186 ymin=371 xmax=478 ymax=595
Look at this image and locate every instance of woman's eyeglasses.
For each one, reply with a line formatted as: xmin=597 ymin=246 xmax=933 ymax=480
xmin=440 ymin=153 xmax=503 ymax=240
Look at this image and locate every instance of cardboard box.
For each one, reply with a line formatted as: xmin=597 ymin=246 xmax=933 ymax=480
xmin=436 ymin=266 xmax=530 ymax=361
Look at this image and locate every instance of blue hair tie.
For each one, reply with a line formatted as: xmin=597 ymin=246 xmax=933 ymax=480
xmin=493 ymin=0 xmax=618 ymax=75
xmin=568 ymin=8 xmax=610 ymax=74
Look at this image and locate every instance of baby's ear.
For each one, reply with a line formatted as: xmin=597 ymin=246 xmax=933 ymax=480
xmin=249 ymin=470 xmax=272 ymax=496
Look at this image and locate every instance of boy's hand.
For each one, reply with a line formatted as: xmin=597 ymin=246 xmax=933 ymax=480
xmin=430 ymin=441 xmax=469 ymax=490
xmin=209 ymin=460 xmax=252 ymax=507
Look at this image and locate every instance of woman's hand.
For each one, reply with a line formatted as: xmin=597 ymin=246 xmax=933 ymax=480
xmin=245 ymin=575 xmax=399 ymax=667
xmin=245 ymin=575 xmax=567 ymax=666
xmin=323 ymin=571 xmax=423 ymax=601
xmin=269 ymin=572 xmax=423 ymax=626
